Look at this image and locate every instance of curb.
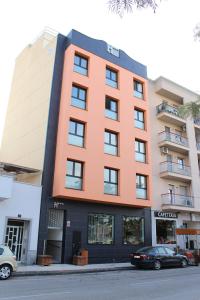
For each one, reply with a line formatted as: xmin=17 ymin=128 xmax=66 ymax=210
xmin=14 ymin=266 xmax=133 ymax=277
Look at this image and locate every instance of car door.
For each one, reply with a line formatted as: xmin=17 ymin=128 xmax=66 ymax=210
xmin=156 ymin=246 xmax=169 ymax=266
xmin=164 ymin=247 xmax=180 ymax=266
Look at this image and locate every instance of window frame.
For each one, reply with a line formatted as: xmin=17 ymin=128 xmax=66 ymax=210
xmin=134 ymin=80 xmax=144 ymax=99
xmin=68 ymin=119 xmax=85 ymax=148
xmin=104 ymin=167 xmax=118 ymax=195
xmin=123 ymin=216 xmax=144 ymax=245
xmin=88 ymin=213 xmax=115 ymax=245
xmin=134 ymin=109 xmax=145 ymax=130
xmin=71 ymin=84 xmax=87 ymax=110
xmin=73 ymin=53 xmax=88 ymax=76
xmin=135 ymin=139 xmax=146 ymax=163
xmin=106 ymin=67 xmax=118 ymax=88
xmin=136 ymin=174 xmax=147 ymax=199
xmin=105 ymin=96 xmax=118 ymax=121
xmin=66 ymin=159 xmax=83 ymax=190
xmin=104 ymin=130 xmax=118 ymax=156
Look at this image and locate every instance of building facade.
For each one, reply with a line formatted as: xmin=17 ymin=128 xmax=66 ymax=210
xmin=0 ymin=163 xmax=41 ymax=264
xmin=1 ymin=29 xmax=153 ymax=264
xmin=149 ymin=77 xmax=200 ymax=250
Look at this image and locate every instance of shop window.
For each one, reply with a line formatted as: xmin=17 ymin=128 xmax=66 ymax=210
xmin=156 ymin=219 xmax=176 ymax=244
xmin=88 ymin=214 xmax=114 ymax=244
xmin=123 ymin=216 xmax=144 ymax=245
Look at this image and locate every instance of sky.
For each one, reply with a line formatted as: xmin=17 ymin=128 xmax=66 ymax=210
xmin=0 ymin=0 xmax=200 ymax=144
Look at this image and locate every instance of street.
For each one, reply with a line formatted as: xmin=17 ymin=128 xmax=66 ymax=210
xmin=0 ymin=267 xmax=200 ymax=300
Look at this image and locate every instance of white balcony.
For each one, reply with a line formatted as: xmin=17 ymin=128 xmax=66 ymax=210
xmin=159 ymin=131 xmax=189 ymax=154
xmin=160 ymin=161 xmax=192 ymax=182
xmin=156 ymin=103 xmax=186 ymax=126
xmin=161 ymin=193 xmax=193 ymax=207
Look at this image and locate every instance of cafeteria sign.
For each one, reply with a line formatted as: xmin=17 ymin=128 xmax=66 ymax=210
xmin=154 ymin=211 xmax=178 ymax=219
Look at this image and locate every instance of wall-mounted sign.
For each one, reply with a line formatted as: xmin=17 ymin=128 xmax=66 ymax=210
xmin=154 ymin=211 xmax=178 ymax=219
xmin=66 ymin=221 xmax=71 ymax=227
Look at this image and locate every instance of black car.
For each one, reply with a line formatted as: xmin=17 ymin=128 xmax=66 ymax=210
xmin=130 ymin=246 xmax=188 ymax=270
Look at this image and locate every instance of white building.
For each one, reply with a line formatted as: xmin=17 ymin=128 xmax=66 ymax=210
xmin=0 ymin=162 xmax=42 ymax=264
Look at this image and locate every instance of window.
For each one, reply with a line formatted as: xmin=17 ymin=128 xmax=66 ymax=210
xmin=135 ymin=140 xmax=146 ymax=163
xmin=104 ymin=168 xmax=118 ymax=195
xmin=105 ymin=97 xmax=118 ymax=120
xmin=123 ymin=216 xmax=144 ymax=245
xmin=156 ymin=219 xmax=176 ymax=244
xmin=74 ymin=54 xmax=88 ymax=76
xmin=134 ymin=80 xmax=144 ymax=99
xmin=88 ymin=214 xmax=114 ymax=244
xmin=104 ymin=130 xmax=118 ymax=156
xmin=65 ymin=160 xmax=83 ymax=190
xmin=156 ymin=247 xmax=167 ymax=255
xmin=68 ymin=120 xmax=85 ymax=147
xmin=0 ymin=248 xmax=4 ymax=255
xmin=177 ymin=158 xmax=184 ymax=169
xmin=136 ymin=174 xmax=147 ymax=199
xmin=71 ymin=85 xmax=87 ymax=109
xmin=106 ymin=67 xmax=118 ymax=88
xmin=134 ymin=109 xmax=145 ymax=130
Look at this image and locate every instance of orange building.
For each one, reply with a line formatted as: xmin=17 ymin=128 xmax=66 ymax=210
xmin=41 ymin=30 xmax=153 ymax=263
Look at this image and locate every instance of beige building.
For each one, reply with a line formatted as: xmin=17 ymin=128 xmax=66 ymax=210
xmin=149 ymin=76 xmax=200 ymax=250
xmin=0 ymin=29 xmax=58 ymax=185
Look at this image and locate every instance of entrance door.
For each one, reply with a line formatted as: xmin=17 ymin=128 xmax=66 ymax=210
xmin=5 ymin=220 xmax=24 ymax=261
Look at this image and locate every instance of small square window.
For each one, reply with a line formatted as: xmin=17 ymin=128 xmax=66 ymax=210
xmin=134 ymin=109 xmax=145 ymax=130
xmin=68 ymin=120 xmax=85 ymax=147
xmin=74 ymin=54 xmax=88 ymax=76
xmin=104 ymin=167 xmax=118 ymax=195
xmin=104 ymin=130 xmax=118 ymax=156
xmin=71 ymin=85 xmax=87 ymax=109
xmin=66 ymin=160 xmax=83 ymax=190
xmin=105 ymin=97 xmax=118 ymax=120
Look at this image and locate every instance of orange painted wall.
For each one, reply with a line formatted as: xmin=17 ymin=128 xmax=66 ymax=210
xmin=53 ymin=44 xmax=153 ymax=207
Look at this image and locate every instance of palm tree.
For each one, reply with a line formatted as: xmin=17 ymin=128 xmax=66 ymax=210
xmin=108 ymin=0 xmax=159 ymax=17
xmin=178 ymin=99 xmax=200 ymax=120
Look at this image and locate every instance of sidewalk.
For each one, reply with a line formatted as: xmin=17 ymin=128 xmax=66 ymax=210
xmin=15 ymin=262 xmax=133 ymax=277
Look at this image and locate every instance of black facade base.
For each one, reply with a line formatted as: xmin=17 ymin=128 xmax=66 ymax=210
xmin=39 ymin=198 xmax=152 ymax=264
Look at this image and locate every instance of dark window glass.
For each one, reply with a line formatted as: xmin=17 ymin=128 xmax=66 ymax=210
xmin=105 ymin=97 xmax=118 ymax=120
xmin=104 ymin=168 xmax=118 ymax=195
xmin=71 ymin=85 xmax=86 ymax=109
xmin=106 ymin=67 xmax=118 ymax=88
xmin=156 ymin=220 xmax=176 ymax=244
xmin=104 ymin=130 xmax=118 ymax=156
xmin=135 ymin=140 xmax=146 ymax=163
xmin=134 ymin=109 xmax=145 ymax=129
xmin=136 ymin=174 xmax=147 ymax=199
xmin=123 ymin=216 xmax=144 ymax=245
xmin=68 ymin=120 xmax=85 ymax=147
xmin=157 ymin=247 xmax=167 ymax=255
xmin=134 ymin=80 xmax=144 ymax=99
xmin=0 ymin=248 xmax=4 ymax=255
xmin=66 ymin=160 xmax=83 ymax=190
xmin=74 ymin=54 xmax=88 ymax=76
xmin=88 ymin=214 xmax=114 ymax=244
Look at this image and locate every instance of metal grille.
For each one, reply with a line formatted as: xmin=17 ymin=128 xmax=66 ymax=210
xmin=48 ymin=209 xmax=64 ymax=229
xmin=5 ymin=225 xmax=24 ymax=261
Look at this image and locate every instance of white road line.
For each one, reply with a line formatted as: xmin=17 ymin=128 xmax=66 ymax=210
xmin=0 ymin=291 xmax=72 ymax=300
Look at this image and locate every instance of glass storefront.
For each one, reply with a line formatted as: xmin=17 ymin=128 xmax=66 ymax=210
xmin=156 ymin=219 xmax=176 ymax=244
xmin=123 ymin=216 xmax=144 ymax=245
xmin=88 ymin=214 xmax=114 ymax=244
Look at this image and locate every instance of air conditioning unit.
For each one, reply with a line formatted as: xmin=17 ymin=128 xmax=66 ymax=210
xmin=160 ymin=147 xmax=169 ymax=154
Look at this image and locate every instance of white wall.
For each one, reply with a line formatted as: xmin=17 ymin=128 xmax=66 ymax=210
xmin=0 ymin=175 xmax=41 ymax=258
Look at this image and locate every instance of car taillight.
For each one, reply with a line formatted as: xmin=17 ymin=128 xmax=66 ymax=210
xmin=140 ymin=255 xmax=150 ymax=260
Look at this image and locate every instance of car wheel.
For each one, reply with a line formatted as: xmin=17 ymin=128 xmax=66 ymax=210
xmin=154 ymin=260 xmax=161 ymax=270
xmin=181 ymin=259 xmax=188 ymax=268
xmin=0 ymin=264 xmax=12 ymax=280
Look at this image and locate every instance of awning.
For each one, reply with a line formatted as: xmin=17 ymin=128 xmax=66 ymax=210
xmin=176 ymin=228 xmax=200 ymax=235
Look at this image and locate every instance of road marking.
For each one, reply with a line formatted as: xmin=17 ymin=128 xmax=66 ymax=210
xmin=0 ymin=291 xmax=72 ymax=300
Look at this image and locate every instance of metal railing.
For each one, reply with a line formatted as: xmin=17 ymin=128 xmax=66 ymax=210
xmin=160 ymin=161 xmax=191 ymax=177
xmin=161 ymin=193 xmax=193 ymax=207
xmin=156 ymin=103 xmax=183 ymax=118
xmin=159 ymin=131 xmax=188 ymax=147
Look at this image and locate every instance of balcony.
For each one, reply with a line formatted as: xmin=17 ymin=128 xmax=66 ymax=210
xmin=156 ymin=103 xmax=186 ymax=126
xmin=159 ymin=131 xmax=189 ymax=154
xmin=161 ymin=193 xmax=193 ymax=207
xmin=194 ymin=118 xmax=200 ymax=128
xmin=160 ymin=161 xmax=192 ymax=182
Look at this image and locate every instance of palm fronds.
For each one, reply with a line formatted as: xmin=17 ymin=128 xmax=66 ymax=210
xmin=178 ymin=99 xmax=200 ymax=120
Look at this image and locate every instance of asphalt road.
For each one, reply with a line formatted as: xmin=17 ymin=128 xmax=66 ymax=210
xmin=0 ymin=267 xmax=200 ymax=300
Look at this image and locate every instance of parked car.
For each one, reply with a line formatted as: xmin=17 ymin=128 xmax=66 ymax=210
xmin=130 ymin=246 xmax=188 ymax=270
xmin=0 ymin=245 xmax=17 ymax=279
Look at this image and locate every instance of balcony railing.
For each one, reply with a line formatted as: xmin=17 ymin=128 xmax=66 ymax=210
xmin=197 ymin=142 xmax=200 ymax=151
xmin=156 ymin=103 xmax=182 ymax=118
xmin=159 ymin=131 xmax=188 ymax=148
xmin=160 ymin=161 xmax=191 ymax=177
xmin=161 ymin=193 xmax=193 ymax=207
